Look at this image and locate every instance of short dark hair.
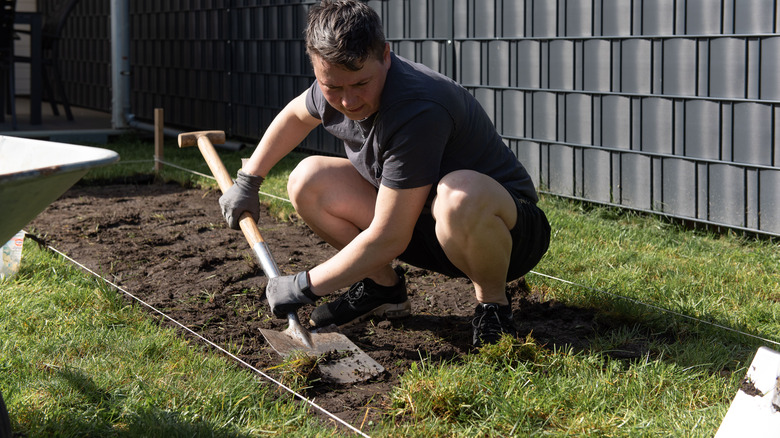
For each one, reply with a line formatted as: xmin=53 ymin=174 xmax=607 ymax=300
xmin=305 ymin=0 xmax=386 ymax=71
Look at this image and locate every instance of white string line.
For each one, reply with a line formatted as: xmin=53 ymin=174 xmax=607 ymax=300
xmin=527 ymin=270 xmax=780 ymax=348
xmin=151 ymin=158 xmax=780 ymax=348
xmin=154 ymin=159 xmax=214 ymax=180
xmin=114 ymin=159 xmax=288 ymax=203
xmin=42 ymin=244 xmax=372 ymax=438
xmin=115 ymin=159 xmax=156 ymax=165
xmin=154 ymin=158 xmax=290 ymax=203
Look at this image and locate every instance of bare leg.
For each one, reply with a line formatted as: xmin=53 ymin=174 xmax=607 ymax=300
xmin=431 ymin=170 xmax=517 ymax=305
xmin=286 ymin=156 xmax=398 ymax=287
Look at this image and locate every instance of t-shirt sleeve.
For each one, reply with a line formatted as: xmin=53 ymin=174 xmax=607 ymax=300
xmin=305 ymin=81 xmax=323 ymax=119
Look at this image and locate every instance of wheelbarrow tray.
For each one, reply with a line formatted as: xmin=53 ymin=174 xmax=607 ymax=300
xmin=0 ymin=135 xmax=119 ymax=243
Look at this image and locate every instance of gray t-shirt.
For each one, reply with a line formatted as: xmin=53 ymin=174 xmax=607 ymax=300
xmin=305 ymin=52 xmax=538 ymax=205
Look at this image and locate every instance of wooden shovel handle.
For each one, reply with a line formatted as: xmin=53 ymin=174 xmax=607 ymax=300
xmin=191 ymin=135 xmax=265 ymax=247
xmin=180 ymin=132 xmax=308 ymax=344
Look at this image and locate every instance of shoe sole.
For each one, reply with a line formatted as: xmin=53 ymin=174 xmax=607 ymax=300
xmin=369 ymin=300 xmax=412 ymax=320
xmin=310 ymin=300 xmax=411 ymax=327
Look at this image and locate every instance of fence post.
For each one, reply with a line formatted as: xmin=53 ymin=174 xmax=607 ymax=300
xmin=154 ymin=108 xmax=164 ymax=174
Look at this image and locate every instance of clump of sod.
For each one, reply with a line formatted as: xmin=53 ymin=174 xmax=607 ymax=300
xmin=267 ymin=350 xmax=322 ymax=392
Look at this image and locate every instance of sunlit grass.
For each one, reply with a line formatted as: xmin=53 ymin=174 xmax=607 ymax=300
xmin=534 ymin=196 xmax=780 ymax=346
xmin=384 ymin=335 xmax=735 ymax=437
xmin=0 ymin=245 xmax=328 ymax=437
xmin=3 ymin=133 xmax=778 ymax=436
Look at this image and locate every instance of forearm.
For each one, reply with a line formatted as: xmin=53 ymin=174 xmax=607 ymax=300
xmin=242 ymin=91 xmax=319 ymax=177
xmin=308 ymin=227 xmax=408 ymax=295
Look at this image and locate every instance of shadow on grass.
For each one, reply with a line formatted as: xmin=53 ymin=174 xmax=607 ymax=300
xmin=9 ymin=366 xmax=256 ymax=438
xmin=514 ymin=294 xmax=762 ymax=375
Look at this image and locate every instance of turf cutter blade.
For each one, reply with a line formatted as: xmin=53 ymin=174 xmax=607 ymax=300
xmin=178 ymin=130 xmax=385 ymax=384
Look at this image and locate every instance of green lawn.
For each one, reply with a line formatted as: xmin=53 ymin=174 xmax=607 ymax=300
xmin=2 ymin=133 xmax=777 ymax=437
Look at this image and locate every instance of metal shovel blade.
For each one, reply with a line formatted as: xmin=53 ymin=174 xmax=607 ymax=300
xmin=259 ymin=325 xmax=385 ymax=384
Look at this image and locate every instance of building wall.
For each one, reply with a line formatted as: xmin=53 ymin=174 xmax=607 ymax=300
xmin=58 ymin=0 xmax=780 ymax=236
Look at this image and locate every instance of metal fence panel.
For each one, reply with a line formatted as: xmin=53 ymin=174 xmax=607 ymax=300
xmin=565 ymin=94 xmax=591 ymax=145
xmin=56 ymin=0 xmax=780 ymax=236
xmin=663 ymin=38 xmax=696 ymax=96
xmin=581 ymin=148 xmax=612 ymax=203
xmin=621 ymin=153 xmax=652 ymax=209
xmin=662 ymin=158 xmax=697 ymax=218
xmin=760 ymin=170 xmax=780 ymax=233
xmin=762 ymin=37 xmax=780 ymax=99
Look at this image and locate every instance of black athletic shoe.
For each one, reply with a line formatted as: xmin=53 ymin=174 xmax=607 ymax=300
xmin=309 ymin=267 xmax=411 ymax=327
xmin=472 ymin=303 xmax=517 ymax=347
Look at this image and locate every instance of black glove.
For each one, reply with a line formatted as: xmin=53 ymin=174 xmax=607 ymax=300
xmin=219 ymin=170 xmax=264 ymax=230
xmin=266 ymin=272 xmax=319 ymax=318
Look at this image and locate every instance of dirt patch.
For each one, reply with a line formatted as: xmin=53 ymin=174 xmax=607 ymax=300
xmin=740 ymin=378 xmax=763 ymax=397
xmin=28 ymin=180 xmax=604 ymax=426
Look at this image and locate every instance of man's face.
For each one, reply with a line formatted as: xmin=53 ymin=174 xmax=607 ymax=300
xmin=312 ymin=44 xmax=391 ymax=121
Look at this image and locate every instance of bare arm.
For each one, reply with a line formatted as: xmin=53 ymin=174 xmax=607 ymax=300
xmin=308 ymin=183 xmax=431 ymax=294
xmin=242 ymin=90 xmax=321 ymax=177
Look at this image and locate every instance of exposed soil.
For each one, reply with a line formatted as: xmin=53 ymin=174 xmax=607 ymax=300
xmin=28 ymin=179 xmax=606 ymax=428
xmin=740 ymin=378 xmax=762 ymax=397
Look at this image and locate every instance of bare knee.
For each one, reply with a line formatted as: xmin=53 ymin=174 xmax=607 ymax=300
xmin=288 ymin=156 xmax=375 ymax=218
xmin=287 ymin=156 xmax=325 ymax=207
xmin=433 ymin=170 xmax=516 ymax=231
xmin=433 ymin=171 xmax=482 ymax=226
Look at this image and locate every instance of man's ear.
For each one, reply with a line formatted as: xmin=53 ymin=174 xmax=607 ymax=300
xmin=383 ymin=43 xmax=391 ymax=69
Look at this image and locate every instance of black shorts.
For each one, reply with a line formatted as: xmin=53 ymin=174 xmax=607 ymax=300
xmin=397 ymin=195 xmax=550 ymax=281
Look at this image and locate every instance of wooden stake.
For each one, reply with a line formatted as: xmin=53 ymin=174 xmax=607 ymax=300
xmin=154 ymin=108 xmax=164 ymax=173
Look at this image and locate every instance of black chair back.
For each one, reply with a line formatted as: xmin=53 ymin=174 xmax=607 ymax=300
xmin=37 ymin=0 xmax=79 ymax=49
xmin=0 ymin=0 xmax=16 ymax=128
xmin=0 ymin=0 xmax=16 ymax=54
